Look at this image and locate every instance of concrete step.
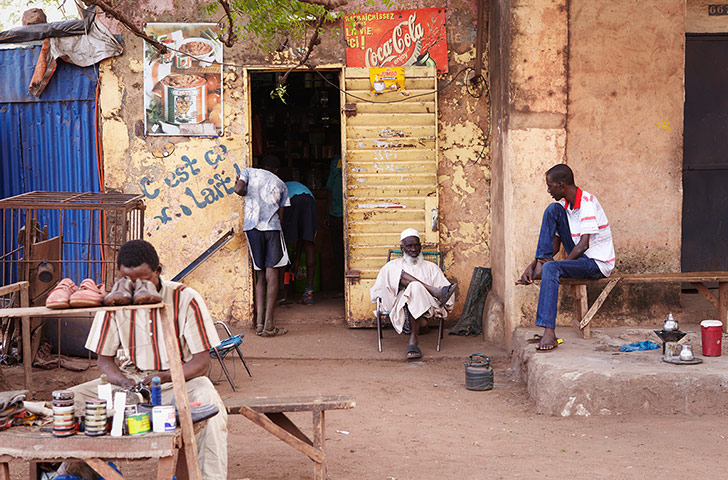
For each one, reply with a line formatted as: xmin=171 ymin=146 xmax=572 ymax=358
xmin=512 ymin=326 xmax=728 ymax=416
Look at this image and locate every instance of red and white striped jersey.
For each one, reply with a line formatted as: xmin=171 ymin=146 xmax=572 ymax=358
xmin=85 ymin=278 xmax=220 ymax=371
xmin=559 ymin=187 xmax=615 ymax=276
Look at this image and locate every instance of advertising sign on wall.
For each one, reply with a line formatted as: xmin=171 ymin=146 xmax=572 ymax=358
xmin=344 ymin=8 xmax=448 ymax=73
xmin=144 ymin=23 xmax=223 ymax=136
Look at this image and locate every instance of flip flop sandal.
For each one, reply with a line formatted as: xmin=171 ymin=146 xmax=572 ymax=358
xmin=438 ymin=282 xmax=458 ymax=308
xmin=260 ymin=327 xmax=288 ymax=338
xmin=535 ymin=343 xmax=559 ymax=352
xmin=406 ymin=344 xmax=422 ymax=360
xmin=527 ymin=335 xmax=563 ymax=345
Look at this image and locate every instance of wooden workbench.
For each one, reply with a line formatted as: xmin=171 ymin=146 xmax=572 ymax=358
xmin=0 ymin=429 xmax=180 ymax=480
xmin=227 ymin=395 xmax=356 ymax=480
xmin=0 ymin=303 xmax=202 ymax=480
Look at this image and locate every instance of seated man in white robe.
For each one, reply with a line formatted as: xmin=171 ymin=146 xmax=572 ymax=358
xmin=370 ymin=228 xmax=456 ymax=359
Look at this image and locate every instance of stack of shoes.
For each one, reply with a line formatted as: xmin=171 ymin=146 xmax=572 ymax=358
xmin=104 ymin=276 xmax=162 ymax=306
xmin=0 ymin=390 xmax=28 ymax=430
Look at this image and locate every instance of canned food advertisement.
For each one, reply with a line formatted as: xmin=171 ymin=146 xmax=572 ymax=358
xmin=144 ymin=23 xmax=223 ymax=136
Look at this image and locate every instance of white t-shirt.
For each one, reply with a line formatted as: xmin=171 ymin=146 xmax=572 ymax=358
xmin=559 ymin=188 xmax=615 ymax=276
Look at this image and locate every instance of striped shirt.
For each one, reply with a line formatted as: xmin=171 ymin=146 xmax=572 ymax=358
xmin=559 ymin=187 xmax=616 ymax=277
xmin=85 ymin=278 xmax=221 ymax=371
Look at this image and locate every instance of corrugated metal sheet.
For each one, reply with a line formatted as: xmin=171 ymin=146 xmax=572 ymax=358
xmin=342 ymin=66 xmax=439 ymax=327
xmin=0 ymin=46 xmax=100 ymax=284
xmin=0 ymin=46 xmax=97 ymax=103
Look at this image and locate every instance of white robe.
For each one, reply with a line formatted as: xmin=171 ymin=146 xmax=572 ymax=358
xmin=370 ymin=257 xmax=454 ymax=333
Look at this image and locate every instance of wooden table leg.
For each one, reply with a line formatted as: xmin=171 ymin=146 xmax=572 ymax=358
xmin=20 ymin=284 xmax=31 ymax=393
xmin=158 ymin=304 xmax=202 ymax=480
xmin=313 ymin=409 xmax=326 ymax=480
xmin=158 ymin=454 xmax=177 ymax=480
xmin=85 ymin=458 xmax=124 ymax=480
xmin=573 ymin=284 xmax=589 ymax=339
xmin=719 ymin=282 xmax=728 ymax=334
xmin=0 ymin=461 xmax=9 ymax=480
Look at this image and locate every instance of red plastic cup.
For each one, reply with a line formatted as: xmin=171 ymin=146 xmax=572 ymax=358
xmin=700 ymin=320 xmax=723 ymax=356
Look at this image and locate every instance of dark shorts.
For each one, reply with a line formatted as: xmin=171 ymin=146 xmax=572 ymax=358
xmin=245 ymin=229 xmax=289 ymax=270
xmin=282 ymin=194 xmax=318 ymax=244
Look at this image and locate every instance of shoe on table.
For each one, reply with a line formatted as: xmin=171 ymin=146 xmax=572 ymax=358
xmin=69 ymin=279 xmax=105 ymax=307
xmin=104 ymin=276 xmax=133 ymax=306
xmin=133 ymin=279 xmax=162 ymax=305
xmin=45 ymin=278 xmax=77 ymax=309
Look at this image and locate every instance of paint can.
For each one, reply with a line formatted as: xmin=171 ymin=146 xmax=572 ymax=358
xmin=127 ymin=412 xmax=151 ymax=435
xmin=152 ymin=405 xmax=177 ymax=433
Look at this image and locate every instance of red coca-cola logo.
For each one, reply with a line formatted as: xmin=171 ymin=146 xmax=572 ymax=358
xmin=365 ymin=13 xmax=424 ymax=68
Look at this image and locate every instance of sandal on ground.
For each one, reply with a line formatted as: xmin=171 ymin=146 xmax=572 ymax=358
xmin=527 ymin=334 xmax=563 ymax=345
xmin=438 ymin=282 xmax=458 ymax=308
xmin=535 ymin=342 xmax=559 ymax=352
xmin=260 ymin=327 xmax=288 ymax=337
xmin=406 ymin=344 xmax=422 ymax=360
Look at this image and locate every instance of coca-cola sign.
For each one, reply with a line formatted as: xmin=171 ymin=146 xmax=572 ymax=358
xmin=344 ymin=8 xmax=448 ymax=73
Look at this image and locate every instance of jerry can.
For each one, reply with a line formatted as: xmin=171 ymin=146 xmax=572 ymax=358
xmin=464 ymin=354 xmax=493 ymax=391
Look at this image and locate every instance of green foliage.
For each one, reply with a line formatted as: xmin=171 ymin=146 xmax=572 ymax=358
xmin=206 ymin=0 xmax=334 ymax=52
xmin=269 ymin=83 xmax=287 ymax=104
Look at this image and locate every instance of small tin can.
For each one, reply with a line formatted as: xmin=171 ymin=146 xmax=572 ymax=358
xmin=152 ymin=405 xmax=176 ymax=432
xmin=127 ymin=413 xmax=151 ymax=435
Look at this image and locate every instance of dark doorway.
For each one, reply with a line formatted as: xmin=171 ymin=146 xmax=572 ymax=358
xmin=249 ymin=71 xmax=345 ymax=318
xmin=682 ymin=35 xmax=728 ymax=273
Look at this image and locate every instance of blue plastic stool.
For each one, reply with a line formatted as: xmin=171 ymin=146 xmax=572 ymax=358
xmin=209 ymin=321 xmax=252 ymax=391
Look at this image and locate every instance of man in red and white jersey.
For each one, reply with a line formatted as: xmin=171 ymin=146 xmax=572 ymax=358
xmin=516 ymin=164 xmax=615 ymax=351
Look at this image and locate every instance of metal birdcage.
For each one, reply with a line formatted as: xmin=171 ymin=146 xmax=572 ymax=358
xmin=0 ymin=191 xmax=145 ymax=306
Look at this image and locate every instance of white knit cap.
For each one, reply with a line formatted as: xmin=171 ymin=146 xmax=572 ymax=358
xmin=400 ymin=228 xmax=420 ymax=241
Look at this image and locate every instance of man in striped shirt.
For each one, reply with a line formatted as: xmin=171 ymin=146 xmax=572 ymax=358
xmin=516 ymin=164 xmax=615 ymax=351
xmin=70 ymin=240 xmax=228 ymax=479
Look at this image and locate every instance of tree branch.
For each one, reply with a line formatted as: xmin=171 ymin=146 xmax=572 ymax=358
xmin=298 ymin=0 xmax=348 ymax=8
xmin=216 ymin=0 xmax=236 ymax=48
xmin=81 ymin=0 xmax=167 ymax=54
xmin=279 ymin=13 xmax=326 ymax=85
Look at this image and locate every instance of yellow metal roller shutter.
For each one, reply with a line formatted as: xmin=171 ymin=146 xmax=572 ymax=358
xmin=341 ymin=66 xmax=439 ymax=328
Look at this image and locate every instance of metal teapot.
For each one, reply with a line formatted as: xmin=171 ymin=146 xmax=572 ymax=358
xmin=663 ymin=313 xmax=679 ymax=332
xmin=464 ymin=354 xmax=493 ymax=391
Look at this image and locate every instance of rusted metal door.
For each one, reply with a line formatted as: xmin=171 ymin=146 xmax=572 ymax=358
xmin=682 ymin=35 xmax=728 ymax=272
xmin=341 ymin=66 xmax=438 ymax=327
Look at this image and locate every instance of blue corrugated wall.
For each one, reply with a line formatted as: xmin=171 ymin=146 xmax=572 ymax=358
xmin=0 ymin=46 xmax=101 ymax=283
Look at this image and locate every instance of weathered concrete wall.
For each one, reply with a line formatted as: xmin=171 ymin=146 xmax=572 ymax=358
xmin=98 ymin=0 xmax=491 ymax=326
xmin=566 ymin=0 xmax=685 ymax=321
xmin=493 ymin=0 xmax=568 ymax=349
xmin=687 ymin=0 xmax=728 ymax=33
xmin=493 ymin=0 xmax=687 ymax=343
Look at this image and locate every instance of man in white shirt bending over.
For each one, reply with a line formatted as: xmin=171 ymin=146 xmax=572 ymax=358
xmin=516 ymin=164 xmax=615 ymax=351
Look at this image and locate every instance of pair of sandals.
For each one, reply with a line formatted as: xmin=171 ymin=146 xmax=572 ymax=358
xmin=255 ymin=325 xmax=288 ymax=337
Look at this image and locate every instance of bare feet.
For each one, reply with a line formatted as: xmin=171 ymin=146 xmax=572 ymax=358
xmin=536 ymin=327 xmax=558 ymax=351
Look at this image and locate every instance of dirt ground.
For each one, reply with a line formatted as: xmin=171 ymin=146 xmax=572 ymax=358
xmin=2 ymin=336 xmax=727 ymax=480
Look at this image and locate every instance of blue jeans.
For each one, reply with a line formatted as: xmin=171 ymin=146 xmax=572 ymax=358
xmin=535 ymin=203 xmax=604 ymax=329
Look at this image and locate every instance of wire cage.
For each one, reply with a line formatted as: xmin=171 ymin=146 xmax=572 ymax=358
xmin=0 ymin=191 xmax=145 ymax=306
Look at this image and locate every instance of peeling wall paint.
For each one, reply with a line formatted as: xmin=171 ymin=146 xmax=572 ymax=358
xmin=98 ymin=0 xmax=491 ymax=327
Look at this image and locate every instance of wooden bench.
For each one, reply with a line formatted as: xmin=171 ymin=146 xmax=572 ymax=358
xmin=226 ymin=395 xmax=356 ymax=480
xmin=560 ymin=272 xmax=728 ymax=339
xmin=0 ymin=429 xmax=181 ymax=480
